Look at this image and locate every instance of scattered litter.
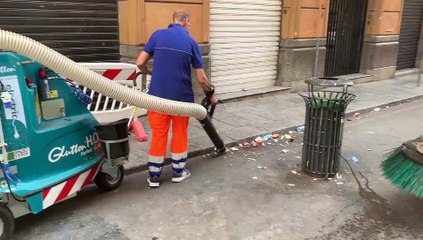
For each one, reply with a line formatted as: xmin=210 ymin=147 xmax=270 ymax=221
xmin=251 ymin=141 xmax=258 ymax=147
xmin=336 ymin=173 xmax=343 ymax=179
xmin=262 ymin=135 xmax=273 ymax=141
xmin=255 ymin=137 xmax=264 ymax=142
xmin=284 ymin=134 xmax=294 ymax=142
xmin=288 ymin=184 xmax=296 ymax=187
xmin=272 ymin=133 xmax=281 ymax=139
xmin=327 ymin=178 xmax=333 ymax=181
xmin=282 ymin=149 xmax=290 ymax=154
xmin=248 ymin=158 xmax=257 ymax=162
xmin=336 ymin=182 xmax=344 ymax=185
xmin=252 ymin=177 xmax=258 ymax=180
xmin=301 ymin=143 xmax=304 ymax=146
xmin=295 ymin=156 xmax=301 ymax=159
xmin=368 ymin=131 xmax=374 ymax=135
xmin=354 ymin=112 xmax=361 ymax=119
xmin=239 ymin=142 xmax=250 ymax=148
xmin=291 ymin=170 xmax=299 ymax=175
xmin=313 ymin=178 xmax=318 ymax=181
xmin=296 ymin=126 xmax=305 ymax=132
xmin=273 ymin=139 xmax=279 ymax=143
xmin=386 ymin=106 xmax=390 ymax=109
xmin=289 ymin=131 xmax=293 ymax=135
xmin=349 ymin=156 xmax=359 ymax=163
xmin=373 ymin=107 xmax=381 ymax=112
xmin=368 ymin=149 xmax=373 ymax=152
xmin=230 ymin=147 xmax=239 ymax=151
xmin=267 ymin=143 xmax=272 ymax=145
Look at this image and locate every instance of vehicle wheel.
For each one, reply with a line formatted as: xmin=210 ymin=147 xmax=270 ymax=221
xmin=94 ymin=165 xmax=124 ymax=192
xmin=0 ymin=204 xmax=14 ymax=240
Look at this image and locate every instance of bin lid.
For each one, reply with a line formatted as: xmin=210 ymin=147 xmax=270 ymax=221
xmin=305 ymin=77 xmax=353 ymax=88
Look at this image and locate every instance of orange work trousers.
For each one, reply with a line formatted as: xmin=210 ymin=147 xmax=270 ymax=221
xmin=147 ymin=111 xmax=189 ymax=176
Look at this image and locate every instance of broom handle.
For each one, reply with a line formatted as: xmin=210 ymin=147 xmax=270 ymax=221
xmin=128 ymin=107 xmax=137 ymax=128
xmin=128 ymin=71 xmax=145 ymax=128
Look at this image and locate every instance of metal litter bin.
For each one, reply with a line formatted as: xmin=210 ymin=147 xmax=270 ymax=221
xmin=298 ymin=78 xmax=356 ymax=178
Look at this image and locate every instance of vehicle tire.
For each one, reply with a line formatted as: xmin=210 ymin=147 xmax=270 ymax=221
xmin=0 ymin=203 xmax=14 ymax=240
xmin=94 ymin=165 xmax=124 ymax=192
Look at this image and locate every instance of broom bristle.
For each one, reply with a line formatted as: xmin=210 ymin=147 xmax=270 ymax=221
xmin=382 ymin=151 xmax=423 ymax=198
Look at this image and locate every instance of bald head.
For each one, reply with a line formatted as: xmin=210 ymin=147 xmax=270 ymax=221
xmin=173 ymin=11 xmax=191 ymax=29
xmin=173 ymin=11 xmax=190 ymax=23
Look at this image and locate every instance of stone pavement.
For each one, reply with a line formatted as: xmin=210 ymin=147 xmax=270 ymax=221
xmin=125 ymin=74 xmax=423 ymax=174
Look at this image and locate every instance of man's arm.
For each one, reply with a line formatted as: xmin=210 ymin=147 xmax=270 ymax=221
xmin=194 ymin=68 xmax=213 ymax=92
xmin=135 ymin=51 xmax=152 ymax=75
xmin=194 ymin=69 xmax=218 ymax=105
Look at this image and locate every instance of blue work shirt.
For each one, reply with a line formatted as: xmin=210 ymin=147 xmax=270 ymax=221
xmin=143 ymin=24 xmax=203 ymax=102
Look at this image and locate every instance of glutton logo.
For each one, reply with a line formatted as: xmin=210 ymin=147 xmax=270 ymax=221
xmin=0 ymin=66 xmax=15 ymax=74
xmin=48 ymin=133 xmax=100 ymax=163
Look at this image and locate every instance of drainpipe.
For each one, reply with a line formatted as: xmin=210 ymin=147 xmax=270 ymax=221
xmin=418 ymin=52 xmax=422 ymax=87
xmin=312 ymin=0 xmax=324 ymax=80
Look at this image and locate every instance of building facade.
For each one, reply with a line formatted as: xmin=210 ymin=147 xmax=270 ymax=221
xmin=26 ymin=0 xmax=415 ymax=96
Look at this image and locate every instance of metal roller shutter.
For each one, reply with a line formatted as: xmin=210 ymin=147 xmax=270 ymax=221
xmin=210 ymin=0 xmax=282 ymax=94
xmin=397 ymin=0 xmax=423 ymax=70
xmin=0 ymin=0 xmax=119 ymax=62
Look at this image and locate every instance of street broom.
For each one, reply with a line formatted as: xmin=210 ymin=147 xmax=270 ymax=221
xmin=381 ymin=137 xmax=423 ymax=198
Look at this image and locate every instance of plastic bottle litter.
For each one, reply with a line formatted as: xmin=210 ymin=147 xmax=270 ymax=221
xmin=373 ymin=107 xmax=381 ymax=112
xmin=349 ymin=156 xmax=359 ymax=163
xmin=262 ymin=134 xmax=273 ymax=141
xmin=288 ymin=184 xmax=296 ymax=187
xmin=230 ymin=147 xmax=239 ymax=151
xmin=282 ymin=149 xmax=289 ymax=154
xmin=296 ymin=126 xmax=305 ymax=132
xmin=252 ymin=177 xmax=258 ymax=180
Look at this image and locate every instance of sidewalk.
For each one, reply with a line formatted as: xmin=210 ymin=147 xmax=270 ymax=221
xmin=125 ymin=74 xmax=423 ymax=174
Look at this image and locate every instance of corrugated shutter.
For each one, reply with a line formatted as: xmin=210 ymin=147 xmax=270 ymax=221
xmin=210 ymin=0 xmax=281 ymax=94
xmin=0 ymin=0 xmax=119 ymax=62
xmin=397 ymin=0 xmax=423 ymax=70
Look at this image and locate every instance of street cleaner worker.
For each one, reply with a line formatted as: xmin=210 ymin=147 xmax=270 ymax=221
xmin=136 ymin=11 xmax=218 ymax=188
